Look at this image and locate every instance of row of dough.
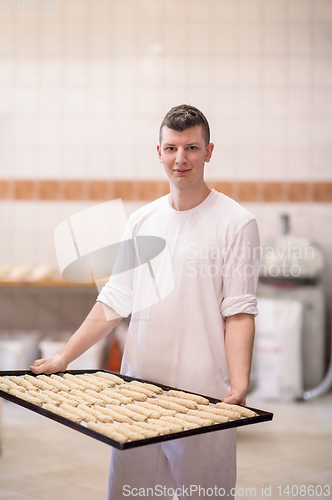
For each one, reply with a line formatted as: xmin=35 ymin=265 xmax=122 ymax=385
xmin=0 ymin=373 xmax=258 ymax=443
xmin=0 ymin=373 xmax=211 ymax=409
xmin=0 ymin=373 xmax=165 ymax=404
xmin=0 ymin=373 xmax=257 ymax=420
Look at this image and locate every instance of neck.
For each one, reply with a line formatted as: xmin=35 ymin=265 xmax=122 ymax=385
xmin=168 ymin=183 xmax=211 ymax=211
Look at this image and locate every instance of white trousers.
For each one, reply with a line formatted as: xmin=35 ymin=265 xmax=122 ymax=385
xmin=107 ymin=428 xmax=237 ymax=500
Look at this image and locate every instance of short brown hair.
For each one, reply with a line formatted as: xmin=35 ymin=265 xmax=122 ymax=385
xmin=159 ymin=104 xmax=210 ymax=145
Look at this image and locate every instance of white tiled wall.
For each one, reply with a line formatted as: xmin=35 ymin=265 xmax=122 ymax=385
xmin=0 ymin=200 xmax=142 ymax=266
xmin=0 ymin=0 xmax=332 ymax=309
xmin=0 ymin=0 xmax=331 ymax=182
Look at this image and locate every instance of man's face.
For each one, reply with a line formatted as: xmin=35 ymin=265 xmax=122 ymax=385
xmin=157 ymin=126 xmax=214 ymax=190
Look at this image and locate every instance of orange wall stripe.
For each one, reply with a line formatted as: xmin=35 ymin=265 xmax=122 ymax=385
xmin=0 ymin=180 xmax=331 ymax=202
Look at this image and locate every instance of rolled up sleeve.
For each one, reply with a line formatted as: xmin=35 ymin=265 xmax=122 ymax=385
xmin=97 ymin=222 xmax=134 ymax=318
xmin=97 ymin=278 xmax=133 ymax=318
xmin=220 ymin=218 xmax=260 ymax=321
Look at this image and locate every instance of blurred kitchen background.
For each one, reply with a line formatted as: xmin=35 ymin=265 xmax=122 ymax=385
xmin=0 ymin=1 xmax=331 ymax=498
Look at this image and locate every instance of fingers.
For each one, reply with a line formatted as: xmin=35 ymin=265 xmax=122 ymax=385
xmin=222 ymin=390 xmax=246 ymax=405
xmin=223 ymin=396 xmax=244 ymax=405
xmin=222 ymin=390 xmax=233 ymax=403
xmin=30 ymin=354 xmax=67 ymax=375
xmin=30 ymin=359 xmax=47 ymax=374
xmin=31 ymin=359 xmax=44 ymax=368
xmin=30 ymin=358 xmax=54 ymax=375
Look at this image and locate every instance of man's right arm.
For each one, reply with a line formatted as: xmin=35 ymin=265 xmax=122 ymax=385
xmin=30 ymin=301 xmax=122 ymax=374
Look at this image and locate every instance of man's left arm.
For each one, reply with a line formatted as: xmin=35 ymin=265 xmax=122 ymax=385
xmin=223 ymin=312 xmax=255 ymax=405
xmin=220 ymin=218 xmax=260 ymax=405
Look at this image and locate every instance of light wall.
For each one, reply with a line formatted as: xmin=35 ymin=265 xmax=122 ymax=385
xmin=0 ymin=0 xmax=332 ymax=182
xmin=0 ymin=0 xmax=332 ymax=313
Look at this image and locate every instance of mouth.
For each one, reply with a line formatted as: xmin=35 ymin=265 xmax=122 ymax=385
xmin=174 ymin=169 xmax=191 ymax=175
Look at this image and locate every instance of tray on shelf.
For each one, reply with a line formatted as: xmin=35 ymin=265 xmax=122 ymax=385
xmin=0 ymin=369 xmax=273 ymax=450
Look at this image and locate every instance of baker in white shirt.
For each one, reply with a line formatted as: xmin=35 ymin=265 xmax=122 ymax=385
xmin=31 ymin=104 xmax=260 ymax=500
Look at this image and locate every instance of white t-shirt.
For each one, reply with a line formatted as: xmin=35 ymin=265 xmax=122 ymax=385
xmin=97 ymin=189 xmax=260 ymax=400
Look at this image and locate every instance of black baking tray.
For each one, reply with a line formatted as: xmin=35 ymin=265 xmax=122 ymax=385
xmin=0 ymin=369 xmax=273 ymax=450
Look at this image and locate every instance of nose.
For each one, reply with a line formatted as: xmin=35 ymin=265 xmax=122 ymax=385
xmin=175 ymin=148 xmax=187 ymax=166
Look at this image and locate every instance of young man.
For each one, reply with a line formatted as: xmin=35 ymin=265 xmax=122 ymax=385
xmin=31 ymin=105 xmax=260 ymax=499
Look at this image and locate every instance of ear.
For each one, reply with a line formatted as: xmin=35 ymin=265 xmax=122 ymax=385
xmin=157 ymin=144 xmax=163 ymax=163
xmin=205 ymin=143 xmax=214 ymax=163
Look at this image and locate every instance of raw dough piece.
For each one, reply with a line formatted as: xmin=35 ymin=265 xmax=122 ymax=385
xmin=160 ymin=395 xmax=198 ymax=410
xmin=188 ymin=409 xmax=229 ymax=424
xmin=82 ymin=373 xmax=115 ymax=388
xmin=119 ymin=384 xmax=156 ymax=398
xmin=110 ymin=424 xmax=144 ymax=441
xmin=93 ymin=406 xmax=132 ymax=424
xmin=44 ymin=403 xmax=82 ymax=423
xmin=145 ymin=420 xmax=181 ymax=435
xmin=92 ymin=405 xmax=115 ymax=417
xmin=146 ymin=398 xmax=188 ymax=414
xmin=167 ymin=390 xmax=209 ymax=405
xmin=50 ymin=374 xmax=81 ymax=391
xmin=77 ymin=404 xmax=113 ymax=423
xmin=135 ymin=421 xmax=162 ymax=435
xmin=85 ymin=389 xmax=120 ymax=405
xmin=58 ymin=391 xmax=89 ymax=406
xmin=160 ymin=415 xmax=199 ymax=430
xmin=127 ymin=403 xmax=160 ymax=420
xmin=197 ymin=404 xmax=242 ymax=420
xmin=129 ymin=380 xmax=163 ymax=394
xmin=116 ymin=388 xmax=147 ymax=402
xmin=148 ymin=418 xmax=183 ymax=434
xmin=0 ymin=382 xmax=11 ymax=393
xmin=43 ymin=390 xmax=63 ymax=404
xmin=28 ymin=390 xmax=58 ymax=406
xmin=138 ymin=402 xmax=176 ymax=417
xmin=10 ymin=389 xmax=43 ymax=407
xmin=77 ymin=374 xmax=110 ymax=390
xmin=84 ymin=374 xmax=116 ymax=388
xmin=106 ymin=404 xmax=147 ymax=422
xmin=9 ymin=376 xmax=35 ymax=391
xmin=57 ymin=394 xmax=79 ymax=406
xmin=120 ymin=422 xmax=159 ymax=439
xmin=101 ymin=391 xmax=133 ymax=405
xmin=63 ymin=373 xmax=100 ymax=391
xmin=37 ymin=375 xmax=68 ymax=391
xmin=60 ymin=402 xmax=97 ymax=422
xmin=176 ymin=413 xmax=214 ymax=427
xmin=87 ymin=422 xmax=127 ymax=443
xmin=1 ymin=378 xmax=25 ymax=392
xmin=69 ymin=389 xmax=105 ymax=407
xmin=24 ymin=375 xmax=56 ymax=392
xmin=95 ymin=371 xmax=124 ymax=385
xmin=216 ymin=402 xmax=258 ymax=418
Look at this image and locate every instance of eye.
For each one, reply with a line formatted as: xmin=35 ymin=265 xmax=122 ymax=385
xmin=165 ymin=147 xmax=176 ymax=151
xmin=188 ymin=146 xmax=197 ymax=150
